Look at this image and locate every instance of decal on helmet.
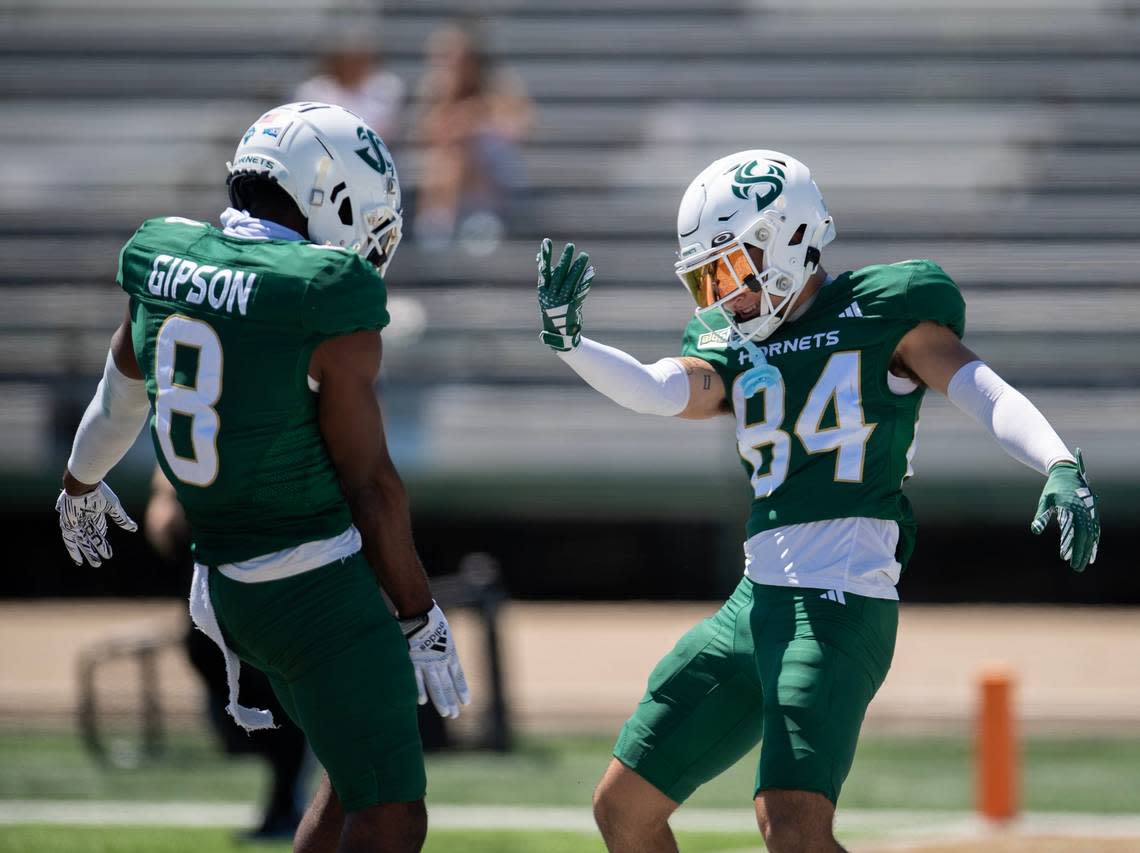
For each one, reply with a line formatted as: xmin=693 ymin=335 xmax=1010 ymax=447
xmin=730 ymin=160 xmax=785 ymax=211
xmin=711 ymin=231 xmax=735 ymax=246
xmin=354 ymin=126 xmax=390 ymax=175
xmin=232 ymin=153 xmax=277 ymax=173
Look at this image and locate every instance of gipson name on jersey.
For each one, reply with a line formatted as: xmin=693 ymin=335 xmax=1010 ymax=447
xmin=146 ymin=255 xmax=256 ymax=316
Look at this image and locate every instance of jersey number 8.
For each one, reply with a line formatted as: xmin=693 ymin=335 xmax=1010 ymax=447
xmin=154 ymin=316 xmax=223 ymax=486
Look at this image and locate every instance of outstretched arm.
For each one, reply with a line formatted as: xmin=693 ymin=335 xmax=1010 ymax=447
xmin=311 ymin=330 xmax=470 ymax=718
xmin=895 ymin=321 xmax=1074 ymax=473
xmin=537 ymin=238 xmax=729 ymax=420
xmin=895 ymin=321 xmax=1098 ymax=571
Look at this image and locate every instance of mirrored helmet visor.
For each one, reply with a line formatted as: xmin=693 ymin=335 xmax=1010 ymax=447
xmin=677 ymin=247 xmax=755 ymax=309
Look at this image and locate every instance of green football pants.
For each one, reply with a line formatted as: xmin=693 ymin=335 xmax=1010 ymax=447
xmin=614 ymin=577 xmax=897 ymax=805
xmin=208 ymin=552 xmax=426 ymax=811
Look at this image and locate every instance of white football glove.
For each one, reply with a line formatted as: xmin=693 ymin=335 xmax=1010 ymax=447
xmin=400 ymin=602 xmax=471 ymax=719
xmin=55 ymin=481 xmax=138 ymax=567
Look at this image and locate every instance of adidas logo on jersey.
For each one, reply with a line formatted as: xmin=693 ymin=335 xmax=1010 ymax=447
xmin=838 ymin=301 xmax=864 ymax=319
xmin=819 ymin=589 xmax=847 ymax=604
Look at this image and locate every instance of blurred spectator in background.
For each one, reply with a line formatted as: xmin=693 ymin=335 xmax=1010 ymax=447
xmin=293 ymin=36 xmax=405 ymax=143
xmin=412 ymin=23 xmax=534 ymax=254
xmin=145 ymin=470 xmax=310 ymax=841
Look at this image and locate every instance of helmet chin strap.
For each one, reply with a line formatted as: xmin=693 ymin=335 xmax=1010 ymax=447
xmin=803 ymin=217 xmax=834 ymax=276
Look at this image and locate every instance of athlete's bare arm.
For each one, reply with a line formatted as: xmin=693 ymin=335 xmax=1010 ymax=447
xmin=673 ymin=357 xmax=732 ymax=419
xmin=892 ymin=320 xmax=980 ymax=394
xmin=310 ymin=330 xmax=433 ymax=617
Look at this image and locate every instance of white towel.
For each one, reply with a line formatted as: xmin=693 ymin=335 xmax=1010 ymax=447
xmin=219 ymin=207 xmax=305 ymax=242
xmin=188 ymin=564 xmax=276 ymax=731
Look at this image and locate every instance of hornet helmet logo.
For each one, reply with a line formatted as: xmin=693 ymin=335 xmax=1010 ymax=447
xmin=730 ymin=160 xmax=786 ymax=211
xmin=355 ymin=126 xmax=391 ymax=175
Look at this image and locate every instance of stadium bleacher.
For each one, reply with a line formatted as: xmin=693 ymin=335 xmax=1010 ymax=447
xmin=2 ymin=0 xmax=1139 ymax=516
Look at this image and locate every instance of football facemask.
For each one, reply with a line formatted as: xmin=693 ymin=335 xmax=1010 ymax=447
xmin=677 ymin=233 xmax=806 ymax=341
xmin=361 ymin=205 xmax=403 ymax=274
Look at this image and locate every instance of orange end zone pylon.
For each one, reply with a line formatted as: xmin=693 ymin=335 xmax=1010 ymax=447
xmin=977 ymin=666 xmax=1018 ymax=821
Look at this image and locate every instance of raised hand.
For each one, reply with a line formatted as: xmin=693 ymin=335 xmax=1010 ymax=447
xmin=537 ymin=237 xmax=595 ymax=352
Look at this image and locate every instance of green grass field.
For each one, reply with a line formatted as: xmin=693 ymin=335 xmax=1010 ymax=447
xmin=0 ymin=826 xmax=770 ymax=853
xmin=3 ymin=728 xmax=1138 ymax=812
xmin=1 ymin=727 xmax=1138 ymax=852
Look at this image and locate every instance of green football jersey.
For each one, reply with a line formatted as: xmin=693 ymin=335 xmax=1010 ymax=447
xmin=680 ymin=260 xmax=965 ymax=567
xmin=117 ymin=216 xmax=389 ymax=565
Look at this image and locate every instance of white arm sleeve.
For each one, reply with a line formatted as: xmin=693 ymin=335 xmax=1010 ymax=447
xmin=66 ymin=350 xmax=151 ymax=484
xmin=557 ymin=337 xmax=691 ymax=417
xmin=946 ymin=360 xmax=1075 ymax=476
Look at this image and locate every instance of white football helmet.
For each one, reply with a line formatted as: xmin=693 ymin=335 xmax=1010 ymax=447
xmin=227 ymin=102 xmax=403 ymax=275
xmin=674 ymin=150 xmax=835 ymax=341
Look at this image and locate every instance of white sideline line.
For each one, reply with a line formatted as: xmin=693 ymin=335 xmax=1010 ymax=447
xmin=0 ymin=801 xmax=258 ymax=828
xmin=0 ymin=801 xmax=1139 ymax=840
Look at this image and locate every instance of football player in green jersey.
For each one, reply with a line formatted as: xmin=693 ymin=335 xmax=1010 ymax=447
xmin=54 ymin=103 xmax=469 ymax=853
xmin=538 ymin=150 xmax=1099 ymax=853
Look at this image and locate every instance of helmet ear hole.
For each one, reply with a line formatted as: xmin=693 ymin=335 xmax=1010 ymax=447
xmin=337 ymin=197 xmax=353 ymax=226
xmin=788 ymin=223 xmax=807 ymax=246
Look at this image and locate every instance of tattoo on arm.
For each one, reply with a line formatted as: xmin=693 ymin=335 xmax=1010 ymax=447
xmin=675 ymin=356 xmax=731 ymax=418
